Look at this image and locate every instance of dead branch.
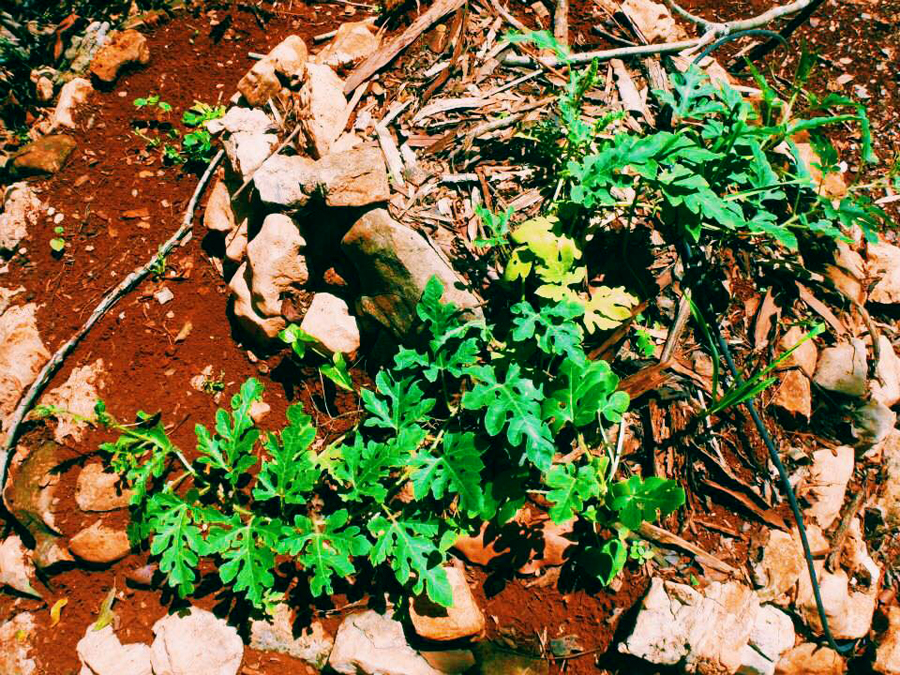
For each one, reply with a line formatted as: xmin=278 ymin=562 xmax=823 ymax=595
xmin=826 ymin=481 xmax=869 ymax=572
xmin=502 ymin=39 xmax=700 ymax=68
xmin=554 ymin=0 xmax=568 ymax=47
xmin=638 ymin=522 xmax=740 ymax=576
xmin=662 ymin=0 xmax=819 ymax=37
xmin=504 ymin=0 xmax=819 ymax=68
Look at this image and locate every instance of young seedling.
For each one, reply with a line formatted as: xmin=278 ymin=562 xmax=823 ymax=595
xmin=180 ymin=101 xmax=225 ymax=164
xmin=50 ymin=226 xmax=65 ymax=255
xmin=280 ymin=325 xmax=354 ymax=392
xmin=133 ymin=94 xmax=172 ymax=113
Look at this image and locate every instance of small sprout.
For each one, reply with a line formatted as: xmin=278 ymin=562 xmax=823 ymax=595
xmin=201 ymin=371 xmax=226 ymax=395
xmin=50 ymin=226 xmax=65 ymax=253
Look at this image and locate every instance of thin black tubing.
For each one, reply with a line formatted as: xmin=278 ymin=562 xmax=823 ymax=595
xmin=681 ymin=240 xmax=854 ymax=655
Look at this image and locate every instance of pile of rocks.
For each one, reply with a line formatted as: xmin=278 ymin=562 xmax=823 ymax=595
xmin=201 ymin=30 xmax=480 ymax=353
xmin=66 ymin=567 xmax=489 ymax=675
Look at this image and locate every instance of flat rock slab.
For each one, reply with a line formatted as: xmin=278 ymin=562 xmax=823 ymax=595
xmin=341 ymin=208 xmax=481 ymax=337
xmin=813 ymin=339 xmax=867 ymax=397
xmin=77 ymin=624 xmax=152 ymax=675
xmin=249 ymin=604 xmax=332 ymax=667
xmin=254 ymin=145 xmax=389 ymax=208
xmin=329 ymin=610 xmax=442 ymax=675
xmin=69 ymin=520 xmax=131 ymax=564
xmin=11 ymin=135 xmax=77 ymax=177
xmin=0 ymin=613 xmax=37 ymax=675
xmin=151 ymin=608 xmax=243 ymax=675
xmin=76 ymin=462 xmax=132 ymax=512
xmin=410 ymin=566 xmax=485 ymax=641
xmin=89 ymin=29 xmax=150 ymax=83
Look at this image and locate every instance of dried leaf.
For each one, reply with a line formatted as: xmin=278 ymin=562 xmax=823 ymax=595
xmin=50 ymin=598 xmax=67 ymax=627
xmin=93 ymin=586 xmax=116 ymax=631
xmin=174 ymin=321 xmax=193 ymax=343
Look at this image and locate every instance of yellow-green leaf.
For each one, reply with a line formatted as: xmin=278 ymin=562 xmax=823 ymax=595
xmin=50 ymin=598 xmax=67 ymax=627
xmin=93 ymin=586 xmax=116 ymax=631
xmin=583 ymin=287 xmax=638 ymax=333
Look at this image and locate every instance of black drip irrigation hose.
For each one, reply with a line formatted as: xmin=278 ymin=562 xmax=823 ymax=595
xmin=692 ymin=29 xmax=789 ymax=66
xmin=680 ymin=241 xmax=854 ymax=655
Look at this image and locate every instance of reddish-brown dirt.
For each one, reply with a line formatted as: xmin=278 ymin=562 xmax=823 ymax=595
xmin=2 ymin=1 xmax=897 ymax=673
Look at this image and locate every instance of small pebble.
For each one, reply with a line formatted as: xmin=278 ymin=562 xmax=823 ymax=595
xmin=155 ymin=287 xmax=174 ymax=305
xmin=53 ymin=213 xmax=64 ymax=224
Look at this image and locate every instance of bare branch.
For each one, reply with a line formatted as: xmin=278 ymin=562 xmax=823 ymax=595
xmin=663 ymin=0 xmax=818 ymax=37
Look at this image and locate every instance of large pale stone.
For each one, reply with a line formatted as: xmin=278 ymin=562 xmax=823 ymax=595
xmin=775 ymin=643 xmax=845 ymax=675
xmin=329 ymin=611 xmax=441 ymax=675
xmin=41 ymin=359 xmax=105 ymax=443
xmin=238 ymin=35 xmax=308 ymax=107
xmin=342 ymin=209 xmax=481 ymax=337
xmin=878 ymin=430 xmax=900 ymax=527
xmin=753 ymin=529 xmax=804 ymax=604
xmin=317 ymin=146 xmax=391 ymax=207
xmin=69 ymin=520 xmax=131 ymax=564
xmin=89 ymin=29 xmax=150 ymax=83
xmin=254 ymin=145 xmax=388 ymax=208
xmin=11 ymin=134 xmax=77 ymax=177
xmin=804 ymin=446 xmax=854 ymax=530
xmin=150 ymin=608 xmax=243 ymax=675
xmin=76 ymin=463 xmax=132 ymax=512
xmin=300 ymin=293 xmax=360 ymax=356
xmin=249 ymin=604 xmax=332 ymax=668
xmin=206 ymin=107 xmax=274 ymax=136
xmin=797 ymin=564 xmax=878 ymax=639
xmin=771 ymin=369 xmax=811 ymax=420
xmin=813 ymin=339 xmax=867 ymax=397
xmin=0 ymin=535 xmax=38 ymax=597
xmin=238 ymin=58 xmax=280 ymax=108
xmin=0 ymin=613 xmax=37 ymax=675
xmin=253 ymin=154 xmax=319 ymax=208
xmin=0 ymin=184 xmax=45 ymax=254
xmin=299 ymin=63 xmax=347 ymax=158
xmin=410 ymin=566 xmax=485 ymax=641
xmin=619 ymin=578 xmax=794 ymax=675
xmin=852 ymin=399 xmax=896 ymax=446
xmin=203 ymin=179 xmax=236 ymax=233
xmin=229 ymin=262 xmax=286 ymax=344
xmin=224 ymin=132 xmax=277 ymax=180
xmin=868 ymin=241 xmax=900 ymax=305
xmin=225 ymin=220 xmax=249 ymax=264
xmin=247 ymin=213 xmax=308 ymax=317
xmin=621 ymin=0 xmax=687 ymax=42
xmin=50 ymin=77 xmax=93 ymax=130
xmin=77 ymin=624 xmax=152 ymax=675
xmin=872 ymin=335 xmax=900 ymax=408
xmin=777 ymin=325 xmax=817 ymax=378
xmin=0 ymin=301 xmax=50 ymax=442
xmin=315 ymin=22 xmax=380 ymax=71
